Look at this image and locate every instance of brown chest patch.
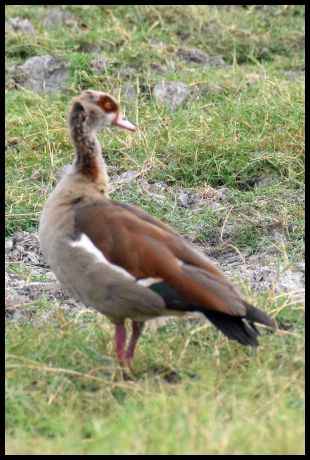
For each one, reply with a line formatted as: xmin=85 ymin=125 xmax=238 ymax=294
xmin=76 ymin=155 xmax=99 ymax=181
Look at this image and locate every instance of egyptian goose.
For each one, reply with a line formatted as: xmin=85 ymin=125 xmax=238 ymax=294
xmin=39 ymin=89 xmax=275 ymax=368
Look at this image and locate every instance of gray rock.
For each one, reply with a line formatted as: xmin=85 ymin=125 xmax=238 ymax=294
xmin=5 ymin=270 xmax=30 ymax=321
xmin=121 ymin=82 xmax=137 ymax=102
xmin=259 ymin=47 xmax=270 ymax=57
xmin=5 ymin=291 xmax=30 ymax=323
xmin=207 ymin=56 xmax=226 ymax=67
xmin=207 ymin=83 xmax=224 ymax=94
xmin=210 ymin=202 xmax=221 ymax=210
xmin=5 ymin=231 xmax=46 ymax=267
xmin=283 ymin=70 xmax=304 ymax=80
xmin=217 ymin=187 xmax=230 ymax=198
xmin=177 ymin=46 xmax=225 ymax=67
xmin=17 ymin=55 xmax=69 ymax=94
xmin=188 ymin=192 xmax=204 ymax=208
xmin=90 ymin=57 xmax=109 ymax=74
xmin=244 ymin=175 xmax=273 ymax=188
xmin=178 ymin=191 xmax=189 ymax=207
xmin=43 ymin=9 xmax=76 ymax=26
xmin=5 ymin=285 xmax=26 ymax=309
xmin=205 ymin=248 xmax=305 ymax=304
xmin=276 ymin=269 xmax=305 ymax=304
xmin=19 ymin=281 xmax=68 ymax=302
xmin=111 ymin=170 xmax=140 ymax=184
xmin=178 ymin=190 xmax=217 ymax=210
xmin=5 ymin=231 xmax=89 ymax=322
xmin=149 ymin=38 xmax=166 ymax=49
xmin=153 ymin=82 xmax=191 ymax=110
xmin=177 ymin=46 xmax=209 ymax=64
xmin=5 ymin=16 xmax=36 ymax=35
xmin=254 ymin=175 xmax=273 ymax=188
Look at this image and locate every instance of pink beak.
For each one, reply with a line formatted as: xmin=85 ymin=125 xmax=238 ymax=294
xmin=113 ymin=111 xmax=136 ymax=131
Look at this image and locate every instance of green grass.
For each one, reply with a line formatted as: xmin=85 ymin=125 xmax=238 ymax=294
xmin=5 ymin=6 xmax=304 ymax=258
xmin=5 ymin=5 xmax=304 ymax=455
xmin=6 ymin=297 xmax=304 ymax=454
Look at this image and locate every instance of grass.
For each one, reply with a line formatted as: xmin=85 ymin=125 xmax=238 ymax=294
xmin=5 ymin=301 xmax=304 ymax=455
xmin=5 ymin=5 xmax=304 ymax=455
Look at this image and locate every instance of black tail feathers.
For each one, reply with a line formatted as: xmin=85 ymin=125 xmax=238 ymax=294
xmin=149 ymin=281 xmax=275 ymax=347
xmin=201 ymin=302 xmax=275 ymax=347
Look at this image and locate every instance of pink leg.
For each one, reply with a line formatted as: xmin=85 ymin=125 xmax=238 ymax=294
xmin=125 ymin=321 xmax=144 ymax=366
xmin=115 ymin=323 xmax=127 ymax=364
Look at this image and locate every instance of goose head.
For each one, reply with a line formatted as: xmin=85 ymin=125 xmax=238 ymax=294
xmin=70 ymin=89 xmax=136 ymax=132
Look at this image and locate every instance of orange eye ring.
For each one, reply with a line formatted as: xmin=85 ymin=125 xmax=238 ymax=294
xmin=104 ymin=102 xmax=112 ymax=110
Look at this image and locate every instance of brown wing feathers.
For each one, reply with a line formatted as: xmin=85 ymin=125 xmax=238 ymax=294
xmin=74 ymin=200 xmax=275 ymax=345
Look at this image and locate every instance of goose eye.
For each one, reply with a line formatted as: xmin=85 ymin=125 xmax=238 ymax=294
xmin=98 ymin=95 xmax=118 ymax=113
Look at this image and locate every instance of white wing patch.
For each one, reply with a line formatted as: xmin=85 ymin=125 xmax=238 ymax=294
xmin=71 ymin=233 xmax=134 ymax=280
xmin=137 ymin=277 xmax=163 ymax=287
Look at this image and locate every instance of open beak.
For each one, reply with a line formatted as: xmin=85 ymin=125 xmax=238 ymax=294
xmin=112 ymin=111 xmax=136 ymax=131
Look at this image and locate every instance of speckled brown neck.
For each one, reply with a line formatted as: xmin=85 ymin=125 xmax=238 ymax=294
xmin=69 ymin=101 xmax=106 ymax=183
